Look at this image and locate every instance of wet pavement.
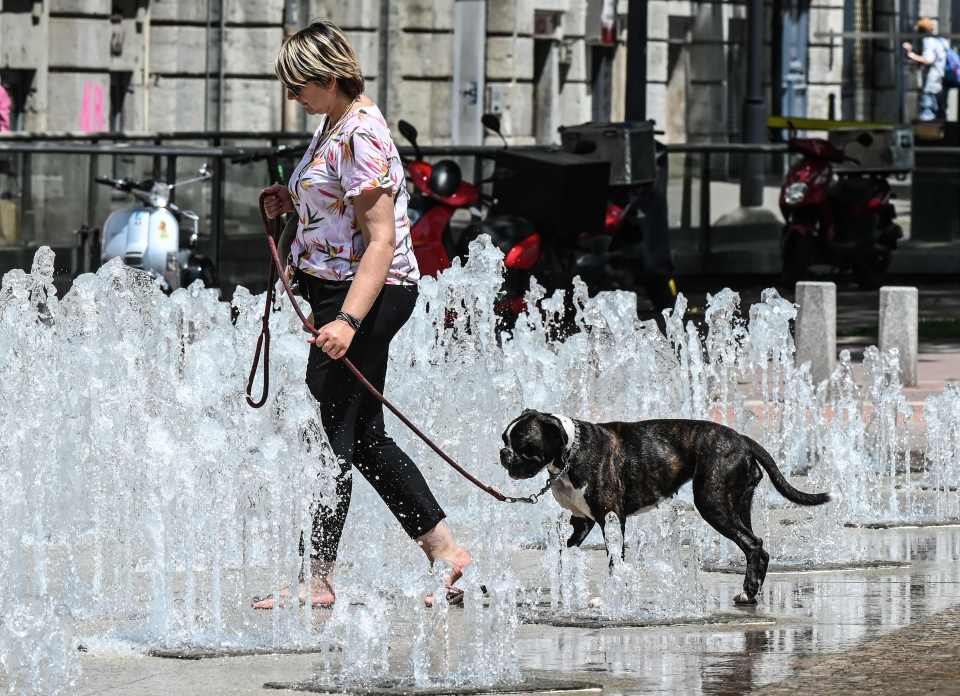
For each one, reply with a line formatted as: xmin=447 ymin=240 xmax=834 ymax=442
xmin=509 ymin=527 xmax=960 ymax=695
xmin=66 ymin=525 xmax=960 ymax=695
xmin=754 ymin=605 xmax=960 ymax=695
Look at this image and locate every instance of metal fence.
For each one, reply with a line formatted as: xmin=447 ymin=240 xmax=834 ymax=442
xmin=0 ymin=131 xmax=955 ymax=295
xmin=0 ymin=132 xmax=540 ymax=295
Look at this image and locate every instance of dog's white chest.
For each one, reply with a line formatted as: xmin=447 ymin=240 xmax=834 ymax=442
xmin=550 ymin=475 xmax=593 ymax=520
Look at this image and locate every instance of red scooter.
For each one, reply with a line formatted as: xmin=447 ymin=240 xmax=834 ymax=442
xmin=397 ymin=119 xmax=542 ymax=318
xmin=780 ymin=130 xmax=902 ymax=288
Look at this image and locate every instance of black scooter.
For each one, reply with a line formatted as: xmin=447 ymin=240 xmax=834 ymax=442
xmin=473 ymin=114 xmax=678 ymax=328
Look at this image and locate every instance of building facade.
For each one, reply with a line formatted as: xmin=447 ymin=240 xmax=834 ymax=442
xmin=1 ymin=0 xmax=954 ymax=143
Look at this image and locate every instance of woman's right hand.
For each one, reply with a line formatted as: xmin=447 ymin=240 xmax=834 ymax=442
xmin=262 ymin=184 xmax=294 ymax=219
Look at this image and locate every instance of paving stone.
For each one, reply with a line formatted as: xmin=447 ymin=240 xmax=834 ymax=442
xmin=844 ymin=520 xmax=960 ymax=530
xmin=520 ymin=610 xmax=776 ymax=630
xmin=263 ymin=674 xmax=602 ymax=694
xmin=703 ymin=560 xmax=912 ymax=574
xmin=149 ymin=644 xmax=337 ymax=660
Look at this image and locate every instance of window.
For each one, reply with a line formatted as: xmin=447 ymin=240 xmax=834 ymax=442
xmin=0 ymin=70 xmax=34 ymax=132
xmin=110 ymin=72 xmax=133 ymax=133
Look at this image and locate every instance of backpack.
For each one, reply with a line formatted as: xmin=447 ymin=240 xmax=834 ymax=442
xmin=942 ymin=40 xmax=960 ymax=88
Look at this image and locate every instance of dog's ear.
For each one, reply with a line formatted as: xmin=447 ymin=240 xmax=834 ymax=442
xmin=538 ymin=414 xmax=569 ymax=450
xmin=503 ymin=410 xmax=533 ymax=446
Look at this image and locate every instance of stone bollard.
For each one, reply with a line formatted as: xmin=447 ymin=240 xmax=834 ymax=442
xmin=795 ymin=281 xmax=837 ymax=385
xmin=878 ymin=286 xmax=919 ymax=387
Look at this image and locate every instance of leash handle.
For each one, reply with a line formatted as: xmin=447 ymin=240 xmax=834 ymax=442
xmin=245 ymin=214 xmax=280 ymax=408
xmin=248 ymin=192 xmax=538 ymax=504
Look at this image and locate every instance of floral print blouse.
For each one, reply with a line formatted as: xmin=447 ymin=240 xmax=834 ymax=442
xmin=287 ymin=103 xmax=420 ymax=285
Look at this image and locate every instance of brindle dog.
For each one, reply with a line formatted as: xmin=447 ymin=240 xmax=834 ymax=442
xmin=499 ymin=410 xmax=831 ymax=605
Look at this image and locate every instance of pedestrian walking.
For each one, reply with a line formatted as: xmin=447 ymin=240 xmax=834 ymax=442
xmin=252 ymin=20 xmax=472 ymax=610
xmin=903 ymin=17 xmax=949 ymax=122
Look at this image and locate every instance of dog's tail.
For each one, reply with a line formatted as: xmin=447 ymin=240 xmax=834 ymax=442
xmin=746 ymin=436 xmax=831 ymax=506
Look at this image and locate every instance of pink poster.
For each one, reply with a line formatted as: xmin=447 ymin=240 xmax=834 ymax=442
xmin=79 ymin=81 xmax=106 ymax=133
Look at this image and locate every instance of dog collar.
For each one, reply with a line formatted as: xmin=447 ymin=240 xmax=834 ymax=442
xmin=549 ymin=414 xmax=579 ymax=472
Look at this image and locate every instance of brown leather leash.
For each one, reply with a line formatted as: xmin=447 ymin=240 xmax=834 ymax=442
xmin=245 ymin=193 xmax=546 ymax=504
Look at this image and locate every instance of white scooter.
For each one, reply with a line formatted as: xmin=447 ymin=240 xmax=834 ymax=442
xmin=96 ymin=164 xmax=216 ymax=291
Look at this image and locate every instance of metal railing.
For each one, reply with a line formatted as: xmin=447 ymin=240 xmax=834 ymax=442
xmin=0 ymin=141 xmax=246 ymax=276
xmin=0 ymin=132 xmax=955 ymax=292
xmin=666 ymin=143 xmax=789 ymax=273
xmin=0 ymin=137 xmax=525 ymax=293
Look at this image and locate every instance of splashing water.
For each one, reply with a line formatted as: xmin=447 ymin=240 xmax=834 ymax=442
xmin=0 ymin=242 xmax=957 ymax=693
xmin=922 ymin=385 xmax=960 ymax=519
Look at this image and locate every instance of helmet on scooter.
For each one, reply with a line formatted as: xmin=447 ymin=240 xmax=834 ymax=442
xmin=428 ymin=160 xmax=462 ymax=197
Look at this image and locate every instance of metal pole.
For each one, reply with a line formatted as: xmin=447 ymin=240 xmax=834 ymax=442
xmin=86 ymin=152 xmax=98 ymax=226
xmin=740 ymin=0 xmax=767 ymax=207
xmin=681 ymin=153 xmax=692 ymax=232
xmin=625 ymin=0 xmax=647 ymax=120
xmin=699 ymin=153 xmax=712 ymax=272
xmin=473 ymin=154 xmax=483 ymax=193
xmin=212 ymin=155 xmax=225 ymax=277
xmin=152 ymin=136 xmax=163 ymax=180
xmin=21 ymin=152 xmax=32 ymax=246
xmin=166 ymin=155 xmax=177 ymax=202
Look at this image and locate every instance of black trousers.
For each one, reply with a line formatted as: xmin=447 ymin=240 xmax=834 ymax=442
xmin=299 ymin=272 xmax=446 ymax=566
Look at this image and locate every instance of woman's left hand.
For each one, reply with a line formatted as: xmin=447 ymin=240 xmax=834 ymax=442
xmin=309 ymin=320 xmax=355 ymax=359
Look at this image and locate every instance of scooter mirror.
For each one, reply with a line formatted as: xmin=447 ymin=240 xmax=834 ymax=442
xmin=398 ymin=120 xmax=418 ymax=144
xmin=481 ymin=113 xmax=502 ymax=134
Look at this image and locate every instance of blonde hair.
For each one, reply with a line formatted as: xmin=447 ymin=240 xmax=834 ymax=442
xmin=916 ymin=17 xmax=937 ymax=35
xmin=275 ymin=20 xmax=364 ymax=99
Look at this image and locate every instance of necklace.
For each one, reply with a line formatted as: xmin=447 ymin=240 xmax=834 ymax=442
xmin=312 ymin=96 xmax=359 ymax=159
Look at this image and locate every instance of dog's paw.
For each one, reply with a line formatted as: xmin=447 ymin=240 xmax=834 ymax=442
xmin=733 ymin=592 xmax=758 ymax=606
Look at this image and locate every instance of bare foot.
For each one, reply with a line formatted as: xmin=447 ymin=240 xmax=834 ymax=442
xmin=251 ymin=578 xmax=335 ymax=610
xmin=424 ymin=586 xmax=465 ymax=608
xmin=424 ymin=547 xmax=473 ymax=608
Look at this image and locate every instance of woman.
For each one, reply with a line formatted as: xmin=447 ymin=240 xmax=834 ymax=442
xmin=253 ymin=20 xmax=471 ymax=609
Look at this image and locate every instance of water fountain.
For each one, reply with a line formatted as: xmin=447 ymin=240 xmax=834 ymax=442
xmin=0 ymin=240 xmax=957 ymax=694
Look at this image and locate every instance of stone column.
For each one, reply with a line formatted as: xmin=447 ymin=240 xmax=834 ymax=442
xmin=795 ymin=281 xmax=836 ymax=385
xmin=878 ymin=286 xmax=919 ymax=387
